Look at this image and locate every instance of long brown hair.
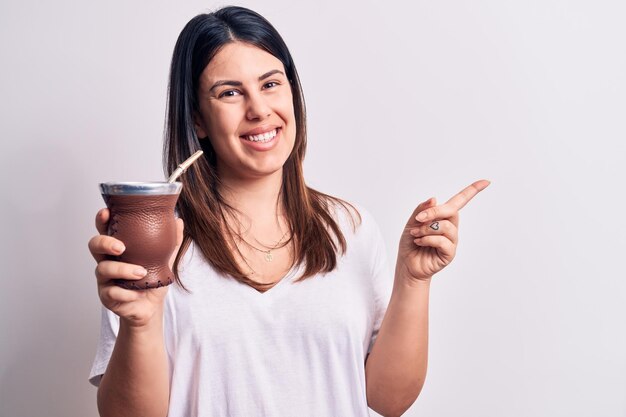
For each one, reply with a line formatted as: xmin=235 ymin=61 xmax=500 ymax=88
xmin=163 ymin=7 xmax=360 ymax=291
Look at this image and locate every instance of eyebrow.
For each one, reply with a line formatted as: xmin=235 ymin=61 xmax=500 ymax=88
xmin=208 ymin=69 xmax=285 ymax=94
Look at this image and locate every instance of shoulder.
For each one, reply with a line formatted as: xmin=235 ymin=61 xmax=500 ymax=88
xmin=325 ymin=197 xmax=382 ymax=241
xmin=324 ymin=198 xmax=389 ymax=277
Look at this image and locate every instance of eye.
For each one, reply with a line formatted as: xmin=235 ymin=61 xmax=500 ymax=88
xmin=263 ymin=81 xmax=279 ymax=89
xmin=218 ymin=89 xmax=242 ymax=98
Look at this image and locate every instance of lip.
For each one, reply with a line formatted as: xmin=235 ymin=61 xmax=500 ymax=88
xmin=239 ymin=127 xmax=281 ymax=151
xmin=240 ymin=125 xmax=281 ymax=137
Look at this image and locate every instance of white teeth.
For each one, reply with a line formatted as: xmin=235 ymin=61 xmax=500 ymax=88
xmin=245 ymin=129 xmax=277 ymax=142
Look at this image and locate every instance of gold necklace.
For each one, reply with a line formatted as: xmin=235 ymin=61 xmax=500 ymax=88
xmin=230 ymin=225 xmax=290 ymax=262
xmin=241 ymin=230 xmax=290 ymax=262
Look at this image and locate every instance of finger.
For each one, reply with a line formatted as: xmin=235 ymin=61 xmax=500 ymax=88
xmin=408 ymin=197 xmax=437 ymax=226
xmin=175 ymin=218 xmax=184 ymax=247
xmin=415 ymin=202 xmax=457 ymax=223
xmin=169 ymin=218 xmax=185 ymax=271
xmin=413 ymin=235 xmax=456 ymax=261
xmin=95 ymin=260 xmax=147 ymax=284
xmin=445 ymin=179 xmax=490 ymax=211
xmin=410 ymin=219 xmax=458 ymax=244
xmin=416 ymin=179 xmax=490 ymax=222
xmin=88 ymin=235 xmax=126 ymax=263
xmin=99 ymin=284 xmax=141 ymax=305
xmin=95 ymin=208 xmax=110 ymax=235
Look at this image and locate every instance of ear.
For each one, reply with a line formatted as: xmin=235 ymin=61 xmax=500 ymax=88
xmin=193 ymin=113 xmax=208 ymax=139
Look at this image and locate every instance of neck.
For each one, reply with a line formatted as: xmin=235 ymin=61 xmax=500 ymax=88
xmin=217 ymin=166 xmax=285 ymax=223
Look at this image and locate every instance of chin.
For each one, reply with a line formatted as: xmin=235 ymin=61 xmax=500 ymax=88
xmin=251 ymin=162 xmax=286 ymax=177
xmin=253 ymin=151 xmax=292 ymax=173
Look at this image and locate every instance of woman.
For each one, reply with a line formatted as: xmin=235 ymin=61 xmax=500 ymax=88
xmin=88 ymin=6 xmax=489 ymax=417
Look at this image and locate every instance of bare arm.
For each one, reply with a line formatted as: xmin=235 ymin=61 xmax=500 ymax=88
xmin=97 ymin=314 xmax=169 ymax=417
xmin=366 ymin=180 xmax=489 ymax=416
xmin=89 ymin=208 xmax=183 ymax=417
xmin=365 ymin=267 xmax=430 ymax=417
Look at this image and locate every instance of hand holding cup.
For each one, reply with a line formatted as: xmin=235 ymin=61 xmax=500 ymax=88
xmin=88 ymin=208 xmax=184 ymax=327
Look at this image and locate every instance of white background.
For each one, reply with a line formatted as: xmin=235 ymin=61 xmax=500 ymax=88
xmin=1 ymin=0 xmax=625 ymax=416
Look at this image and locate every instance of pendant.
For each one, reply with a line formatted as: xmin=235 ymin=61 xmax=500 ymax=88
xmin=265 ymin=251 xmax=273 ymax=262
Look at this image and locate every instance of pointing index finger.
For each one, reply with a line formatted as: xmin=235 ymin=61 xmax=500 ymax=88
xmin=445 ymin=179 xmax=491 ymax=210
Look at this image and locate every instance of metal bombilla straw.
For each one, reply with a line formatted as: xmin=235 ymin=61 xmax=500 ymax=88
xmin=168 ymin=150 xmax=204 ymax=183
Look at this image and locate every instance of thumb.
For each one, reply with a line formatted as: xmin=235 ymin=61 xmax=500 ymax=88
xmin=169 ymin=218 xmax=185 ymax=271
xmin=407 ymin=197 xmax=437 ymax=227
xmin=175 ymin=218 xmax=185 ymax=248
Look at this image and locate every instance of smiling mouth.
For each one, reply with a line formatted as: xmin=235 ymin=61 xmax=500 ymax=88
xmin=241 ymin=128 xmax=279 ymax=143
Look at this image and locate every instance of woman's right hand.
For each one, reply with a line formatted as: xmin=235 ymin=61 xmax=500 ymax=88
xmin=88 ymin=208 xmax=184 ymax=328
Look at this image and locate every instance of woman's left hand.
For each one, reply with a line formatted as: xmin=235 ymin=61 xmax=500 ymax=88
xmin=397 ymin=179 xmax=490 ymax=283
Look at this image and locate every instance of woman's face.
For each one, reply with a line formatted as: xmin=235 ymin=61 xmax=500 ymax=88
xmin=194 ymin=42 xmax=296 ymax=181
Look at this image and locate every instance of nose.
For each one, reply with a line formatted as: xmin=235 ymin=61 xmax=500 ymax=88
xmin=245 ymin=91 xmax=271 ymax=121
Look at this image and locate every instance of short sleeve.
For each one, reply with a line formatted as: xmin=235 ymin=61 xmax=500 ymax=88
xmin=361 ymin=209 xmax=393 ymax=354
xmin=88 ymin=306 xmax=120 ymax=387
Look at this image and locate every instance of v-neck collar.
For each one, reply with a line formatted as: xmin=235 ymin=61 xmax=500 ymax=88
xmin=237 ymin=263 xmax=303 ymax=301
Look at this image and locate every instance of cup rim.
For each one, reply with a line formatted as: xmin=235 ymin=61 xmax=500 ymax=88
xmin=99 ymin=181 xmax=183 ymax=195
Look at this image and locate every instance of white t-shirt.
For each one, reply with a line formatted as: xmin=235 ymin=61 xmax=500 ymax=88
xmin=89 ymin=204 xmax=393 ymax=417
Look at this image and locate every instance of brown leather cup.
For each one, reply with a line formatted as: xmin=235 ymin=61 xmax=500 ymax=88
xmin=99 ymin=182 xmax=182 ymax=290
